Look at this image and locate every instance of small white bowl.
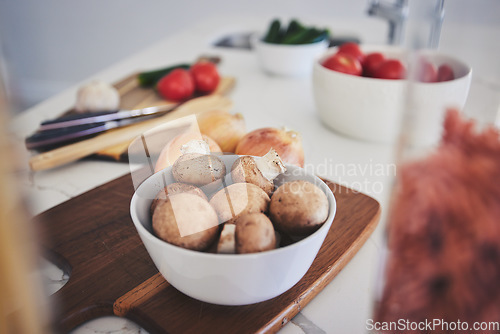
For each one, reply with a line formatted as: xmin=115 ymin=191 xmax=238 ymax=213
xmin=252 ymin=33 xmax=329 ymax=77
xmin=130 ymin=154 xmax=336 ymax=306
xmin=313 ymin=45 xmax=472 ymax=145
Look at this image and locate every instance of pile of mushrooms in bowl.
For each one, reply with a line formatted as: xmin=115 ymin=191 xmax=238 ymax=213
xmin=130 ymin=140 xmax=336 ymax=305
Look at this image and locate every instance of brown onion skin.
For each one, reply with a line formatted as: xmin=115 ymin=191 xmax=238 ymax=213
xmin=235 ymin=127 xmax=304 ymax=167
xmin=197 ymin=110 xmax=246 ymax=153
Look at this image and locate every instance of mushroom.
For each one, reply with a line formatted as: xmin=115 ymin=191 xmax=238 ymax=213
xmin=209 ymin=183 xmax=270 ymax=224
xmin=150 ymin=182 xmax=207 ymax=214
xmin=152 ymin=193 xmax=219 ymax=251
xmin=231 ymin=148 xmax=286 ymax=196
xmin=217 ymin=224 xmax=236 ymax=254
xmin=171 ymin=140 xmax=226 ymax=189
xmin=154 ymin=132 xmax=222 ymax=172
xmin=235 ymin=213 xmax=276 ymax=254
xmin=269 ymin=180 xmax=329 ymax=236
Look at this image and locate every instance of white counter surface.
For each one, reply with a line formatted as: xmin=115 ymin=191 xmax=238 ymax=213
xmin=11 ymin=16 xmax=498 ymax=334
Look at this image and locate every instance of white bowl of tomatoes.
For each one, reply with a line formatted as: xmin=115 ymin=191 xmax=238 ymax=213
xmin=312 ymin=43 xmax=472 ymax=144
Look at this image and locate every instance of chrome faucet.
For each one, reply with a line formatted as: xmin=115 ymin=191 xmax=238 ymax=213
xmin=428 ymin=0 xmax=445 ymax=48
xmin=368 ymin=0 xmax=446 ymax=48
xmin=368 ymin=0 xmax=409 ymax=45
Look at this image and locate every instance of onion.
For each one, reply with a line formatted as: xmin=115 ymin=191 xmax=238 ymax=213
xmin=197 ymin=110 xmax=246 ymax=153
xmin=235 ymin=127 xmax=304 ymax=167
xmin=154 ymin=132 xmax=221 ymax=172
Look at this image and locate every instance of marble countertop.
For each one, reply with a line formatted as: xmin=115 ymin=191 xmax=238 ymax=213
xmin=11 ymin=16 xmax=498 ymax=334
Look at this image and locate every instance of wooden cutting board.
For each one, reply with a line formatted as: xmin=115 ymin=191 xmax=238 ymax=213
xmin=70 ymin=56 xmax=231 ymax=162
xmin=30 ymin=68 xmax=235 ymax=167
xmin=37 ymin=171 xmax=380 ymax=333
xmin=85 ymin=73 xmax=236 ymax=161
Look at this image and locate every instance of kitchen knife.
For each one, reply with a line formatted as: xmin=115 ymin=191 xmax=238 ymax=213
xmin=28 ymin=94 xmax=234 ymax=171
xmin=39 ymin=104 xmax=178 ymax=131
xmin=26 ymin=116 xmax=158 ymax=150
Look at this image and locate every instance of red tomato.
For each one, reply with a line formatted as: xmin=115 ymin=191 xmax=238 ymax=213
xmin=190 ymin=61 xmax=220 ymax=93
xmin=337 ymin=42 xmax=365 ymax=63
xmin=157 ymin=68 xmax=195 ymax=101
xmin=362 ymin=52 xmax=385 ymax=77
xmin=322 ymin=52 xmax=362 ymax=76
xmin=418 ymin=61 xmax=438 ymax=82
xmin=437 ymin=64 xmax=455 ymax=82
xmin=374 ymin=59 xmax=406 ymax=80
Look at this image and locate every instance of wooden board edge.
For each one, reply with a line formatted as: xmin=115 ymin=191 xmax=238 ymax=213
xmin=113 ymin=273 xmax=170 ymax=317
xmin=259 ymin=203 xmax=381 ymax=333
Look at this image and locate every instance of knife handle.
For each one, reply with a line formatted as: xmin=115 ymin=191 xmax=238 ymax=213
xmin=25 ymin=123 xmax=105 ymax=150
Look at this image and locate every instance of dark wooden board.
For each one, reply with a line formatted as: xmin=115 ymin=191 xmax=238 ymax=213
xmin=37 ymin=172 xmax=380 ymax=333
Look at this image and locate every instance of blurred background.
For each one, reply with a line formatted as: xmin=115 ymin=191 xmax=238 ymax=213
xmin=0 ymin=0 xmax=498 ymax=114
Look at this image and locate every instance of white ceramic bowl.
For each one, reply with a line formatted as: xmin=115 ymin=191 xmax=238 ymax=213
xmin=252 ymin=33 xmax=329 ymax=77
xmin=313 ymin=45 xmax=472 ymax=145
xmin=130 ymin=154 xmax=336 ymax=305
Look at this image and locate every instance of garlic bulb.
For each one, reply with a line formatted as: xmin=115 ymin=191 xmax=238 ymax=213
xmin=75 ymin=80 xmax=120 ymax=113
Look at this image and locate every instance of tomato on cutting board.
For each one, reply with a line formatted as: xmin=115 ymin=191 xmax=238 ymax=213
xmin=322 ymin=53 xmax=362 ymax=76
xmin=156 ymin=68 xmax=195 ymax=101
xmin=190 ymin=61 xmax=220 ymax=93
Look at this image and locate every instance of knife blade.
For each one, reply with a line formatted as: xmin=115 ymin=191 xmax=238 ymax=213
xmin=26 ymin=116 xmax=157 ymax=151
xmin=39 ymin=103 xmax=178 ymax=131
